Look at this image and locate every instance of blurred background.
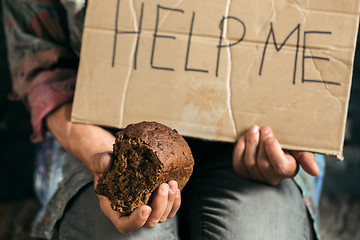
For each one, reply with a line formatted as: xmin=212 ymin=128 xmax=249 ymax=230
xmin=0 ymin=2 xmax=40 ymax=239
xmin=0 ymin=2 xmax=359 ymax=240
xmin=319 ymin=25 xmax=360 ymax=238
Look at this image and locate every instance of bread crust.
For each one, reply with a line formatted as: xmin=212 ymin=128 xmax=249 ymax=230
xmin=95 ymin=121 xmax=194 ymax=215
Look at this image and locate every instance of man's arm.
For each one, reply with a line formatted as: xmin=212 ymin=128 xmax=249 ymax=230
xmin=3 ymin=1 xmax=181 ymax=233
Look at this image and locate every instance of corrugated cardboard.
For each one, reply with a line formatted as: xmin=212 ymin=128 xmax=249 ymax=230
xmin=72 ymin=0 xmax=360 ymax=159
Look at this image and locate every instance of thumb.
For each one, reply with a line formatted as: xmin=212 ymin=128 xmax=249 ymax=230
xmin=91 ymin=152 xmax=113 ymax=175
xmin=291 ymin=151 xmax=319 ymax=176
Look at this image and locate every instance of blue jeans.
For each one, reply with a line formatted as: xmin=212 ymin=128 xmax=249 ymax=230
xmin=57 ymin=140 xmax=315 ymax=240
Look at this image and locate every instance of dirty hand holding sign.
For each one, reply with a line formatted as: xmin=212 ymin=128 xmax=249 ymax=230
xmin=233 ymin=125 xmax=319 ymax=186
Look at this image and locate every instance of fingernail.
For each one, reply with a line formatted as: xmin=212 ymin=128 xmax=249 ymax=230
xmin=100 ymin=154 xmax=111 ymax=171
xmin=169 ymin=181 xmax=178 ymax=194
xmin=261 ymin=127 xmax=270 ymax=135
xmin=250 ymin=125 xmax=259 ymax=134
xmin=160 ymin=184 xmax=169 ymax=196
xmin=142 ymin=209 xmax=151 ymax=217
xmin=176 ymin=189 xmax=180 ymax=198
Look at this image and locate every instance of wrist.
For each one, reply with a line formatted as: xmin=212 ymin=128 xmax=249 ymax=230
xmin=45 ymin=103 xmax=115 ymax=172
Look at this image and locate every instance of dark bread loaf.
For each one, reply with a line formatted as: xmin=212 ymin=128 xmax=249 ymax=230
xmin=95 ymin=121 xmax=194 ymax=216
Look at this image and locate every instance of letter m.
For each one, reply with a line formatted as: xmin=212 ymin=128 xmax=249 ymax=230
xmin=259 ymin=23 xmax=300 ymax=84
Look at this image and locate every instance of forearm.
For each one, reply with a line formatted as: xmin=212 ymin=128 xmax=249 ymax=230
xmin=45 ymin=103 xmax=115 ymax=173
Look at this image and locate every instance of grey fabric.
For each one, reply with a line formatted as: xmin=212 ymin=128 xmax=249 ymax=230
xmin=181 ymin=171 xmax=314 ymax=240
xmin=179 ymin=140 xmax=315 ymax=240
xmin=57 ymin=139 xmax=315 ymax=240
xmin=32 ymin=137 xmax=93 ymax=239
xmin=58 ymin=183 xmax=179 ymax=240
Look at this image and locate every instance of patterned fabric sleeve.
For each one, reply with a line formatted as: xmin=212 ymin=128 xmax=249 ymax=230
xmin=2 ymin=0 xmax=78 ymax=142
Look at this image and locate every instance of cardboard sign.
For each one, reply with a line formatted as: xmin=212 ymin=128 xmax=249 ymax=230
xmin=72 ymin=0 xmax=360 ymax=159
